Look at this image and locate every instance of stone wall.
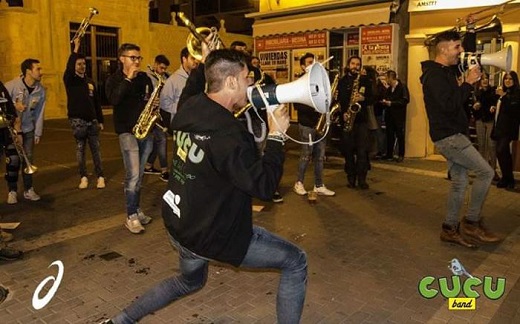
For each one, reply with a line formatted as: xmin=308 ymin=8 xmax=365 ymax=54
xmin=0 ymin=0 xmax=252 ymax=118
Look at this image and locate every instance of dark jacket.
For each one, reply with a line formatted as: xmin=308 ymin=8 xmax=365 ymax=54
xmin=0 ymin=81 xmax=17 ymax=119
xmin=337 ymin=73 xmax=373 ymax=125
xmin=294 ymin=102 xmax=320 ymax=128
xmin=105 ymin=69 xmax=152 ymax=134
xmin=164 ymin=93 xmax=284 ymax=266
xmin=492 ymin=87 xmax=520 ymax=141
xmin=383 ymin=80 xmax=409 ymax=128
xmin=63 ymin=53 xmax=104 ymax=123
xmin=473 ymin=86 xmax=498 ymax=123
xmin=420 ymin=60 xmax=473 ymax=142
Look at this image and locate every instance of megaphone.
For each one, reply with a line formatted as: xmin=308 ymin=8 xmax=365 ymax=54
xmin=247 ymin=62 xmax=331 ymax=114
xmin=460 ymin=45 xmax=512 ymax=72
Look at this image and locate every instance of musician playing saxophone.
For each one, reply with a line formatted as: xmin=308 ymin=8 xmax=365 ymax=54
xmin=337 ymin=55 xmax=373 ymax=189
xmin=105 ymin=43 xmax=154 ymax=234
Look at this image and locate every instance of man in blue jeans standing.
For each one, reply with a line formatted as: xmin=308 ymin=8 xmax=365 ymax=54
xmin=105 ymin=43 xmax=154 ymax=234
xmin=103 ymin=48 xmax=307 ymax=324
xmin=420 ymin=30 xmax=501 ymax=248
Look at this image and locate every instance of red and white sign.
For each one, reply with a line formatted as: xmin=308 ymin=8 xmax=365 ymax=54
xmin=255 ymin=32 xmax=327 ymax=51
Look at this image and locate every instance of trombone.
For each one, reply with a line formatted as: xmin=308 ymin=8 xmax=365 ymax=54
xmin=177 ymin=12 xmax=224 ymax=61
xmin=70 ymin=7 xmax=99 ymax=43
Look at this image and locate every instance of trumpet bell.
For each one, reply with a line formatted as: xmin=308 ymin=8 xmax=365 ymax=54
xmin=187 ymin=27 xmax=213 ymax=61
xmin=24 ymin=164 xmax=38 ymax=175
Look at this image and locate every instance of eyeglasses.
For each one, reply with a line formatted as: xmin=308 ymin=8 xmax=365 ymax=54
xmin=122 ymin=55 xmax=144 ymax=62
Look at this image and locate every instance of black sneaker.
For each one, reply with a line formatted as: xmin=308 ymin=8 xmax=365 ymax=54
xmin=144 ymin=167 xmax=161 ymax=175
xmin=272 ymin=191 xmax=283 ymax=203
xmin=160 ymin=172 xmax=169 ymax=182
xmin=0 ymin=247 xmax=23 ymax=261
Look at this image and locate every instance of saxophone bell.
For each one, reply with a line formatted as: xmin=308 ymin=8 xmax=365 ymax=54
xmin=133 ymin=67 xmax=166 ymax=140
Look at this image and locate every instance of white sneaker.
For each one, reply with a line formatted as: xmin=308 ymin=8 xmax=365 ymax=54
xmin=125 ymin=214 xmax=145 ymax=234
xmin=23 ymin=188 xmax=40 ymax=201
xmin=137 ymin=209 xmax=152 ymax=225
xmin=314 ymin=185 xmax=335 ymax=196
xmin=96 ymin=177 xmax=106 ymax=189
xmin=78 ymin=176 xmax=88 ymax=189
xmin=7 ymin=191 xmax=18 ymax=204
xmin=293 ymin=181 xmax=307 ymax=196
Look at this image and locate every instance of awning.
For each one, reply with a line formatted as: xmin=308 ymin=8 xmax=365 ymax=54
xmin=249 ymin=1 xmax=392 ymax=37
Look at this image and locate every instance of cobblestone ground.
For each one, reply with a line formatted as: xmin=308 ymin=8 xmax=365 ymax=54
xmin=1 ymin=118 xmax=520 ymax=323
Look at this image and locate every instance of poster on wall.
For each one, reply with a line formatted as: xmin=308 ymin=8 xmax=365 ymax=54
xmin=360 ymin=24 xmax=399 ymax=76
xmin=257 ymin=50 xmax=291 ymax=84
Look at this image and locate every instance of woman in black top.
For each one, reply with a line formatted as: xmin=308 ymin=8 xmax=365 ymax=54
xmin=473 ymin=72 xmax=499 ymax=179
xmin=492 ymin=71 xmax=520 ymax=189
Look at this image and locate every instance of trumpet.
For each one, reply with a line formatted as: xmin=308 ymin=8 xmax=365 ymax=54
xmin=178 ymin=12 xmax=224 ymax=61
xmin=424 ymin=0 xmax=515 ymax=47
xmin=71 ymin=7 xmax=99 ymax=43
xmin=0 ymin=99 xmax=37 ymax=174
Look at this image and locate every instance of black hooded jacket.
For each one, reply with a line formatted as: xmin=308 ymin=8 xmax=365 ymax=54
xmin=420 ymin=60 xmax=473 ymax=142
xmin=163 ymin=93 xmax=284 ymax=266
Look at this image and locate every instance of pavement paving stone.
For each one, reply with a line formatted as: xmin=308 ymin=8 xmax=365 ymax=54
xmin=2 ymin=118 xmax=520 ymax=323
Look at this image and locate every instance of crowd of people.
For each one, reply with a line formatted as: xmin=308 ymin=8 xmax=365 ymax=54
xmin=1 ymin=16 xmax=519 ymax=321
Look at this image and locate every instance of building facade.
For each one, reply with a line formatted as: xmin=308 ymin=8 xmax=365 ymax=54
xmin=0 ymin=0 xmax=251 ymax=118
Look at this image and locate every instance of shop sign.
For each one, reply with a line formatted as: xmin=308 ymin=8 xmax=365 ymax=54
xmin=255 ymin=32 xmax=327 ymax=51
xmin=408 ymin=0 xmax=520 ymax=12
xmin=360 ymin=25 xmax=397 ymax=74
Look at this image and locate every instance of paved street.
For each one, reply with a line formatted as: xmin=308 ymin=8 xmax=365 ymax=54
xmin=1 ymin=116 xmax=520 ymax=324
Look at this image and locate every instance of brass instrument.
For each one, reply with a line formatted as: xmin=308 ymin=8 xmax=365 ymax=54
xmin=343 ymin=73 xmax=362 ymax=133
xmin=132 ymin=67 xmax=166 ymax=140
xmin=178 ymin=12 xmax=224 ymax=61
xmin=315 ymin=71 xmax=340 ymax=135
xmin=71 ymin=8 xmax=99 ymax=43
xmin=234 ymin=71 xmax=266 ymax=118
xmin=424 ymin=0 xmax=515 ymax=46
xmin=0 ymin=98 xmax=37 ymax=174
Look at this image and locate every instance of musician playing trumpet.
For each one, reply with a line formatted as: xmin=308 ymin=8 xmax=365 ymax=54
xmin=64 ymin=37 xmax=106 ymax=190
xmin=337 ymin=55 xmax=373 ymax=189
xmin=105 ymin=43 xmax=154 ymax=234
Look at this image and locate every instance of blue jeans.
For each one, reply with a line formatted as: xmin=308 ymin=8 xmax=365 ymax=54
xmin=69 ymin=118 xmax=104 ymax=177
xmin=118 ymin=133 xmax=153 ymax=216
xmin=146 ymin=125 xmax=168 ymax=169
xmin=434 ymin=133 xmax=494 ymax=225
xmin=297 ymin=124 xmax=325 ymax=186
xmin=112 ymin=226 xmax=308 ymax=324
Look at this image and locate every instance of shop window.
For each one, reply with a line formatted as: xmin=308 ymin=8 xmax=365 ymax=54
xmin=70 ymin=23 xmax=119 ymax=106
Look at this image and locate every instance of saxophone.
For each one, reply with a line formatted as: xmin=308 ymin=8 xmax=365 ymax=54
xmin=315 ymin=71 xmax=340 ymax=135
xmin=342 ymin=73 xmax=362 ymax=133
xmin=133 ymin=68 xmax=166 ymax=140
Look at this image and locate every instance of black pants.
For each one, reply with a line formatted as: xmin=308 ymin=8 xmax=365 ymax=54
xmin=496 ymin=137 xmax=514 ymax=182
xmin=340 ymin=122 xmax=369 ymax=183
xmin=386 ymin=119 xmax=405 ymax=157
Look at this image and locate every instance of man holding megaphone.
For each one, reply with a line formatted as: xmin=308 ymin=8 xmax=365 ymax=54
xmin=420 ymin=30 xmax=502 ymax=248
xmin=104 ymin=38 xmax=309 ymax=322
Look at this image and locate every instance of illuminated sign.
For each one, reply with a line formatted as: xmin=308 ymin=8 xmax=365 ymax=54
xmin=408 ymin=0 xmax=520 ymax=12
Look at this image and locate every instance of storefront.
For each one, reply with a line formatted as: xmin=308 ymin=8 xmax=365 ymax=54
xmin=246 ymin=0 xmax=398 ymax=120
xmin=406 ymin=0 xmax=520 ymax=157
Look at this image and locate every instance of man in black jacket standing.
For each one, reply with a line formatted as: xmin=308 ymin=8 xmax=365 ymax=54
xmin=337 ymin=55 xmax=373 ymax=189
xmin=381 ymin=70 xmax=409 ymax=162
xmin=105 ymin=43 xmax=153 ymax=234
xmin=420 ymin=30 xmax=500 ymax=248
xmin=64 ymin=38 xmax=105 ymax=190
xmin=104 ymin=49 xmax=307 ymax=324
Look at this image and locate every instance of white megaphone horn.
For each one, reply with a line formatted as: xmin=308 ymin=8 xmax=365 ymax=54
xmin=460 ymin=45 xmax=512 ymax=72
xmin=247 ymin=62 xmax=331 ymax=114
